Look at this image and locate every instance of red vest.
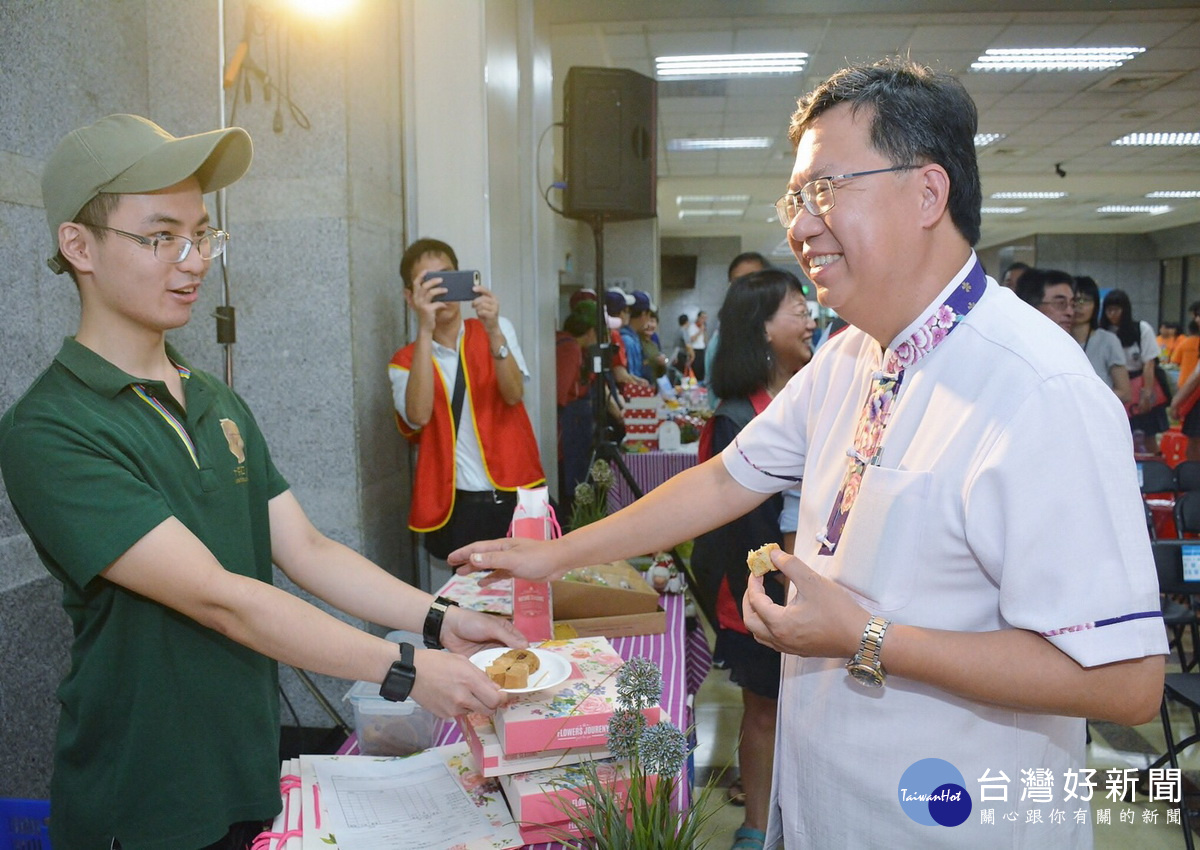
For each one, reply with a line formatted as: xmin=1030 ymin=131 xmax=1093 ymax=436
xmin=390 ymin=319 xmax=545 ymax=532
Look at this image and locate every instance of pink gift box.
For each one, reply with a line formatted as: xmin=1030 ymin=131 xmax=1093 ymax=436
xmin=517 ymin=818 xmax=590 ymax=845
xmin=492 ymin=637 xmax=660 ymax=755
xmin=501 ymin=757 xmax=650 ymax=825
xmin=458 ymin=711 xmax=611 ymax=778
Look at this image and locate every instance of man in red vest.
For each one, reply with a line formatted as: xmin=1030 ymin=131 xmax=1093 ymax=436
xmin=389 ymin=239 xmax=544 ymax=560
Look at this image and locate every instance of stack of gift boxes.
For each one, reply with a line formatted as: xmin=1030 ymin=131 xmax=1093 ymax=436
xmin=457 ymin=636 xmax=664 ymax=844
xmin=622 ymin=382 xmax=663 ymax=450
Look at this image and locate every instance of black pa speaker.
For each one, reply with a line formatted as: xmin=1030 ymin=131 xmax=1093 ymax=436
xmin=563 ymin=66 xmax=656 ymax=222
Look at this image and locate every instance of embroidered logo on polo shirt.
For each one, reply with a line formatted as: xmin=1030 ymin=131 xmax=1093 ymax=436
xmin=220 ymin=418 xmax=246 ymax=463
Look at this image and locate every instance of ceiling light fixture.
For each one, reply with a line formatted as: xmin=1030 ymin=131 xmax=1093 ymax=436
xmin=1146 ymin=190 xmax=1200 ymax=199
xmin=286 ymin=0 xmax=356 ymax=16
xmin=1112 ymin=132 xmax=1200 ymax=146
xmin=677 ymin=209 xmax=745 ymax=219
xmin=980 ymin=207 xmax=1027 ymax=215
xmin=656 ymin=52 xmax=807 ymax=79
xmin=667 ymin=137 xmax=771 ymax=152
xmin=1096 ymin=204 xmax=1172 ymax=215
xmin=971 ymin=47 xmax=1145 ymax=72
xmin=675 ymin=194 xmax=751 ymax=204
xmin=974 ymin=133 xmax=1007 ymax=147
xmin=990 ymin=192 xmax=1067 ymax=200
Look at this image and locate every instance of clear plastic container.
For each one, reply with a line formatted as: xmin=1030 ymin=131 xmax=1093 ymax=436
xmin=343 ymin=679 xmax=438 ymax=756
xmin=343 ymin=629 xmax=437 ymax=756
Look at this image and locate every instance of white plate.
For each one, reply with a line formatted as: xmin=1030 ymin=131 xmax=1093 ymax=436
xmin=470 ymin=647 xmax=572 ymax=694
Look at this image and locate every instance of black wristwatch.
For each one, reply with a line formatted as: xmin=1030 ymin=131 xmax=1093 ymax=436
xmin=379 ymin=642 xmax=416 ymax=702
xmin=423 ymin=596 xmax=460 ymax=650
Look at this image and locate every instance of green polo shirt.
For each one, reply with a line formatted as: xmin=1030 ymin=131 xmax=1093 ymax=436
xmin=0 ymin=337 xmax=289 ymax=850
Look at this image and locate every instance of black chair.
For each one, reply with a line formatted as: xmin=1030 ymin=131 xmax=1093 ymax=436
xmin=1151 ymin=541 xmax=1200 ymax=849
xmin=1141 ymin=459 xmax=1178 ymax=539
xmin=1155 ymin=540 xmax=1200 ymax=672
xmin=1141 ymin=458 xmax=1177 ymax=495
xmin=1180 ymin=460 xmax=1200 ymax=493
xmin=1179 ymin=490 xmax=1200 ymax=539
xmin=1158 ymin=672 xmax=1200 ymax=850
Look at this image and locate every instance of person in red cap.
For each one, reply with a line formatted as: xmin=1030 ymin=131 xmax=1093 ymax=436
xmin=569 ymin=287 xmax=597 ymax=310
xmin=0 ymin=115 xmax=525 ymax=850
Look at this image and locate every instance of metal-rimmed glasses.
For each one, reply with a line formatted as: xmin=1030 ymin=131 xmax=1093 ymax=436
xmin=1039 ymin=295 xmax=1076 ymax=311
xmin=774 ymin=165 xmax=919 ymax=228
xmin=82 ymin=224 xmax=230 ymax=264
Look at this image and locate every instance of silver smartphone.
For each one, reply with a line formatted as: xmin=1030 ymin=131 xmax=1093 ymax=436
xmin=428 ymin=270 xmax=481 ymax=302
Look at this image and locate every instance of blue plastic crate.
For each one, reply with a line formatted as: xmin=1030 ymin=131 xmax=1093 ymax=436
xmin=0 ymin=798 xmax=51 ymax=850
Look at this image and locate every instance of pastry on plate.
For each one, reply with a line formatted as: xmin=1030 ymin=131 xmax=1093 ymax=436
xmin=485 ymin=648 xmax=541 ymax=689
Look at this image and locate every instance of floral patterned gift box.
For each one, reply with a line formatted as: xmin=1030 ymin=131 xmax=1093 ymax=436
xmin=498 ymin=755 xmax=656 ymax=826
xmin=492 ymin=637 xmax=662 ymax=755
xmin=457 ymin=710 xmax=612 ymax=778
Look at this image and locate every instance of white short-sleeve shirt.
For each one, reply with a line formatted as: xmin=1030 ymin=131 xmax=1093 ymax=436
xmin=1123 ymin=319 xmax=1160 ymax=374
xmin=723 ymin=255 xmax=1166 ymax=848
xmin=1084 ymin=327 xmax=1127 ymax=390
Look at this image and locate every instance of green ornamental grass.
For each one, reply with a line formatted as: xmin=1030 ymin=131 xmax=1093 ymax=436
xmin=542 ymin=656 xmax=722 ymax=849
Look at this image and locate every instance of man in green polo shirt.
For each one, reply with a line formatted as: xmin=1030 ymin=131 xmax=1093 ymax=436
xmin=0 ymin=115 xmax=526 ymax=850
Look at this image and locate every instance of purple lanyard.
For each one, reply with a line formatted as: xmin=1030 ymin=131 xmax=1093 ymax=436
xmin=817 ymin=259 xmax=987 ymax=555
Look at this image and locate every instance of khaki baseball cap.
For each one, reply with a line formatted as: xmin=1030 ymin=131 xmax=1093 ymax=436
xmin=42 ymin=114 xmax=253 ymax=274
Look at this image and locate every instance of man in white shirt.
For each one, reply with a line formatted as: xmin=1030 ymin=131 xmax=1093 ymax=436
xmin=451 ymin=58 xmax=1165 ymax=849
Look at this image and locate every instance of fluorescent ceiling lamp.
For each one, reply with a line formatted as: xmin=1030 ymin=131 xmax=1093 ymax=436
xmin=974 ymin=133 xmax=1007 ymax=147
xmin=656 ymin=52 xmax=807 ymax=78
xmin=678 ymin=209 xmax=744 ymax=219
xmin=667 ymin=137 xmax=771 ymax=151
xmin=990 ymin=192 xmax=1067 ymax=200
xmin=1112 ymin=132 xmax=1200 ymax=146
xmin=1097 ymin=204 xmax=1172 ymax=215
xmin=676 ymin=194 xmax=751 ymax=204
xmin=980 ymin=207 xmax=1027 ymax=215
xmin=286 ymin=0 xmax=356 ymax=17
xmin=971 ymin=47 xmax=1145 ymax=72
xmin=1146 ymin=190 xmax=1200 ymax=199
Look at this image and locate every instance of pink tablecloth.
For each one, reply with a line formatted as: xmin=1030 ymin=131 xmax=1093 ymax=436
xmin=338 ymin=592 xmax=711 ymax=850
xmin=606 ymin=448 xmax=699 ymax=512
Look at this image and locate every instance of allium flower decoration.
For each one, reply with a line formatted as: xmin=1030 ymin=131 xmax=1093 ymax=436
xmin=606 ymin=706 xmax=647 ymax=759
xmin=615 ymin=656 xmax=662 ymax=710
xmin=545 ymin=657 xmax=720 ymax=849
xmin=568 ymin=460 xmax=616 ymax=532
xmin=637 ymin=722 xmax=689 ymax=777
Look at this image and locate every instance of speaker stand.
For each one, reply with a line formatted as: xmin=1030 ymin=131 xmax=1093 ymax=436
xmin=584 ymin=215 xmax=643 ymax=504
xmin=581 ymin=216 xmax=692 ymax=602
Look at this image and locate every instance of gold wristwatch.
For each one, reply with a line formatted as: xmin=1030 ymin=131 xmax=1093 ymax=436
xmin=845 ymin=615 xmax=890 ymax=688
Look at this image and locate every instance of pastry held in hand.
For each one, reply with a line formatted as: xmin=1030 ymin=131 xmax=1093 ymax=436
xmin=486 ymin=648 xmax=541 ymax=689
xmin=746 ymin=542 xmax=781 ymax=577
